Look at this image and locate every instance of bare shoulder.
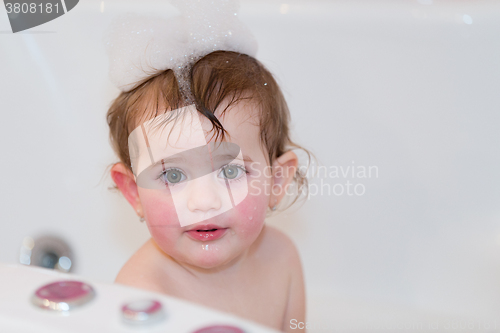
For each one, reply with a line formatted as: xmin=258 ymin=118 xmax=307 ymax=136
xmin=258 ymin=225 xmax=306 ymax=332
xmin=257 ymin=225 xmax=303 ymax=266
xmin=114 ymin=238 xmax=162 ymax=292
xmin=255 ymin=225 xmax=305 ymax=303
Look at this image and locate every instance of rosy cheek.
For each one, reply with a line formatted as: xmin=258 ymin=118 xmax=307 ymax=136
xmin=139 ymin=188 xmax=180 ymax=228
xmin=238 ymin=169 xmax=272 ymax=219
xmin=234 ymin=189 xmax=268 ymax=238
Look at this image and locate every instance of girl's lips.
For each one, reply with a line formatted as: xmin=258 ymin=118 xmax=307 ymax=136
xmin=185 ymin=228 xmax=228 ymax=242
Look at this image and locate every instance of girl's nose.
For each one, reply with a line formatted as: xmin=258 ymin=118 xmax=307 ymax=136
xmin=186 ymin=174 xmax=223 ymax=213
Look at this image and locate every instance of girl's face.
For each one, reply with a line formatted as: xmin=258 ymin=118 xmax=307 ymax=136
xmin=136 ymin=101 xmax=273 ymax=270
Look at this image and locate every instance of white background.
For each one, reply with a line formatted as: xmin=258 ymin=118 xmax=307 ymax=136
xmin=1 ymin=0 xmax=499 ymax=331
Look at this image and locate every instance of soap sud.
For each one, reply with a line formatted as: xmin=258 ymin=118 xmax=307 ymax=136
xmin=104 ymin=0 xmax=258 ymax=92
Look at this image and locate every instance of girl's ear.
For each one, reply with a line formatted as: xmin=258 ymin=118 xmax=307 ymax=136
xmin=110 ymin=163 xmax=143 ymax=217
xmin=270 ymin=150 xmax=298 ymax=209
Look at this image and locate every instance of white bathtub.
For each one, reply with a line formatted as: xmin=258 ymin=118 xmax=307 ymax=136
xmin=0 ymin=262 xmax=280 ymax=332
xmin=1 ymin=0 xmax=499 ymax=331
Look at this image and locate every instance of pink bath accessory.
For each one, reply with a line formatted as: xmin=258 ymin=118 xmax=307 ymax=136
xmin=121 ymin=299 xmax=166 ymax=325
xmin=31 ymin=280 xmax=95 ymax=312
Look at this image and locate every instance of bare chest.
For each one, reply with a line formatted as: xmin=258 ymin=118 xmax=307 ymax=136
xmin=157 ymin=265 xmax=290 ymax=330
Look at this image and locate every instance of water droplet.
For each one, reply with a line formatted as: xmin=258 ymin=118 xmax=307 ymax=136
xmin=248 ymin=216 xmax=253 ymax=220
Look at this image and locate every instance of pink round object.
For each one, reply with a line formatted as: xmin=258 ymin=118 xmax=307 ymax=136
xmin=192 ymin=325 xmax=245 ymax=333
xmin=121 ymin=299 xmax=165 ymax=325
xmin=122 ymin=299 xmax=162 ymax=315
xmin=32 ymin=280 xmax=95 ymax=311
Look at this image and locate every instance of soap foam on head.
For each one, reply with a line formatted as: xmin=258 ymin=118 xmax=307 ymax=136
xmin=104 ymin=0 xmax=258 ymax=92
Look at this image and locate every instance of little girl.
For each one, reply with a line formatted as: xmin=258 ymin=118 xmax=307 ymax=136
xmin=107 ymin=50 xmax=307 ymax=332
xmin=104 ymin=5 xmax=308 ymax=332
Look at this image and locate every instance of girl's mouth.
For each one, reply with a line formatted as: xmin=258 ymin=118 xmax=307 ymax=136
xmin=185 ymin=228 xmax=228 ymax=242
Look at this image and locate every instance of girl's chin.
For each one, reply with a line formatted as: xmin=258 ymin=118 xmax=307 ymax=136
xmin=188 ymin=252 xmax=235 ymax=269
xmin=190 ymin=260 xmax=224 ymax=270
xmin=179 ymin=247 xmax=245 ymax=270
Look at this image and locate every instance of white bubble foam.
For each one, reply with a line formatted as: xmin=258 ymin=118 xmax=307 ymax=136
xmin=103 ymin=0 xmax=258 ymax=92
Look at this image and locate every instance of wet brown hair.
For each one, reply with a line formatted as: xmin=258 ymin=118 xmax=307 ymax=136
xmin=106 ymin=50 xmax=310 ymax=208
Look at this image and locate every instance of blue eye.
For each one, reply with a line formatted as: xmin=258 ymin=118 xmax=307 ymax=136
xmin=160 ymin=168 xmax=186 ymax=185
xmin=219 ymin=164 xmax=247 ymax=181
